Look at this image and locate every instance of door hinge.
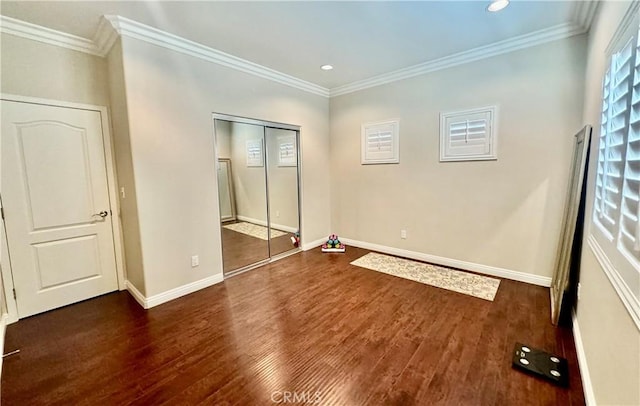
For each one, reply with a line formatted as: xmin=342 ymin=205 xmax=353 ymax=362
xmin=1 ymin=207 xmax=4 ymax=220
xmin=12 ymin=288 xmax=16 ymax=300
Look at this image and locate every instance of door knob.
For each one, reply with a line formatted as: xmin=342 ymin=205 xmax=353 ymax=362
xmin=94 ymin=211 xmax=109 ymax=218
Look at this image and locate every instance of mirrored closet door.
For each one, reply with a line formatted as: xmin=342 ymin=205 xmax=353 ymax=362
xmin=213 ymin=115 xmax=301 ymax=275
xmin=265 ymin=127 xmax=300 ymax=257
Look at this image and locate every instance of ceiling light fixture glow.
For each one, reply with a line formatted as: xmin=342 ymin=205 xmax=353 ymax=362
xmin=487 ymin=0 xmax=509 ymax=12
xmin=321 ymin=64 xmax=334 ymax=70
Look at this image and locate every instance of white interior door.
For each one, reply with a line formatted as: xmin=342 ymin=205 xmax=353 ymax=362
xmin=1 ymin=100 xmax=118 ymax=318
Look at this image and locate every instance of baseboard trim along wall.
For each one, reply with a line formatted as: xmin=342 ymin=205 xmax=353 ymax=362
xmin=235 ymin=215 xmax=298 ymax=234
xmin=0 ymin=313 xmax=8 ymax=378
xmin=125 ymin=274 xmax=224 ymax=309
xmin=302 ymin=237 xmax=326 ymax=251
xmin=124 ymin=281 xmax=147 ymax=308
xmin=572 ymin=311 xmax=596 ymax=406
xmin=340 ymin=238 xmax=553 ymax=287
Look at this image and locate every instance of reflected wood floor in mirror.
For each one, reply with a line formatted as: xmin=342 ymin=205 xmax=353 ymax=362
xmin=221 ymin=220 xmax=296 ymax=273
xmin=2 ymin=248 xmax=585 ymax=405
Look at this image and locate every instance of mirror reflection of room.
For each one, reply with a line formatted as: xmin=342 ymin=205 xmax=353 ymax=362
xmin=215 ymin=118 xmax=300 ymax=275
xmin=266 ymin=127 xmax=299 ymax=257
xmin=216 ymin=119 xmax=269 ymax=273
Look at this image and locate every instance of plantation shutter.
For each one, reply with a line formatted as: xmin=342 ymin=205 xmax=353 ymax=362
xmin=278 ymin=135 xmax=296 ymax=166
xmin=443 ymin=110 xmax=492 ymax=158
xmin=619 ymin=32 xmax=640 ymax=256
xmin=590 ymin=19 xmax=640 ymax=333
xmin=361 ymin=120 xmax=399 ymax=164
xmin=365 ymin=125 xmax=393 ymax=159
xmin=280 ymin=141 xmax=295 ymax=159
xmin=246 ymin=139 xmax=263 ymax=167
xmin=595 ymin=67 xmax=612 ymax=225
xmin=596 ymin=38 xmax=635 ymax=237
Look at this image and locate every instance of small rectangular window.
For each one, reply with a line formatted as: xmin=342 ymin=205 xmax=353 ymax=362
xmin=440 ymin=106 xmax=497 ymax=162
xmin=361 ymin=120 xmax=399 ymax=164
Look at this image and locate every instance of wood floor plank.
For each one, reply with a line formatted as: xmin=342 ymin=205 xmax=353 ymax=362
xmin=1 ymin=248 xmax=585 ymax=405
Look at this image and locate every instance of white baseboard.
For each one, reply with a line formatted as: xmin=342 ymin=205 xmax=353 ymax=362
xmin=341 ymin=238 xmax=552 ymax=287
xmin=302 ymin=237 xmax=326 ymax=251
xmin=125 ymin=273 xmax=224 ymax=309
xmin=125 ymin=280 xmax=147 ymax=308
xmin=572 ymin=311 xmax=596 ymax=406
xmin=0 ymin=313 xmax=8 ymax=378
xmin=236 ymin=215 xmax=298 ymax=234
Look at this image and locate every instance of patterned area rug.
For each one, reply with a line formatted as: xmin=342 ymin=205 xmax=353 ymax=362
xmin=350 ymin=252 xmax=500 ymax=301
xmin=223 ymin=222 xmax=287 ymax=241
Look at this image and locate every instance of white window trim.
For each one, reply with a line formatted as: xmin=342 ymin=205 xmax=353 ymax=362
xmin=439 ymin=105 xmax=498 ymax=162
xmin=361 ymin=119 xmax=400 ymax=165
xmin=588 ymin=236 xmax=640 ymax=330
xmin=589 ymin=4 xmax=640 ymax=332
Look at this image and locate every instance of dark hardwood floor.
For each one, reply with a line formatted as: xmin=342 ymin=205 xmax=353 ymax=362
xmin=221 ymin=222 xmax=296 ymax=273
xmin=2 ymin=248 xmax=584 ymax=405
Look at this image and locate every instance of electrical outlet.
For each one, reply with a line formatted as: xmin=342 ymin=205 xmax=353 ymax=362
xmin=401 ymin=229 xmax=407 ymax=239
xmin=191 ymin=255 xmax=199 ymax=268
xmin=577 ymin=282 xmax=582 ymax=300
xmin=276 ymin=210 xmax=280 ymax=218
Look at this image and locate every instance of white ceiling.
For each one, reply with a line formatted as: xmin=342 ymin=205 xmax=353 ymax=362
xmin=0 ymin=1 xmax=582 ymax=89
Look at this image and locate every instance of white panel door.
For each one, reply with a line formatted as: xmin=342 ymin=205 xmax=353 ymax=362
xmin=1 ymin=101 xmax=118 ymax=317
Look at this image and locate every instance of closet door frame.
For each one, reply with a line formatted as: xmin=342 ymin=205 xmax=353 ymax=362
xmin=212 ymin=113 xmax=302 ymax=277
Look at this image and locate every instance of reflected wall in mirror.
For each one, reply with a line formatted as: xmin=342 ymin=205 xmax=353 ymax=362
xmin=215 ymin=119 xmax=269 ymax=273
xmin=266 ymin=127 xmax=299 ymax=257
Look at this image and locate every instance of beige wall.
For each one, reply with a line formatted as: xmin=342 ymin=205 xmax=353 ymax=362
xmin=0 ymin=228 xmax=7 ymax=316
xmin=106 ymin=40 xmax=145 ymax=295
xmin=229 ymin=122 xmax=268 ymax=223
xmin=118 ymin=35 xmax=330 ymax=296
xmin=330 ymin=35 xmax=587 ymax=279
xmin=578 ymin=2 xmax=640 ymax=405
xmin=215 ymin=119 xmax=232 ymax=159
xmin=0 ymin=270 xmax=5 ymax=315
xmin=0 ymin=33 xmax=109 ymax=106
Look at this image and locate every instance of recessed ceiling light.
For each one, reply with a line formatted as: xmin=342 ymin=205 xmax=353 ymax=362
xmin=487 ymin=0 xmax=509 ymax=12
xmin=321 ymin=64 xmax=333 ymax=71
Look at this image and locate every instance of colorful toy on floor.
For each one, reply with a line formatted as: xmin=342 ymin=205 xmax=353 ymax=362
xmin=322 ymin=234 xmax=346 ymax=253
xmin=291 ymin=231 xmax=300 ymax=248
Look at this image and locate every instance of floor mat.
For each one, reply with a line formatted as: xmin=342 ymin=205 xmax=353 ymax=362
xmin=223 ymin=222 xmax=287 ymax=241
xmin=351 ymin=252 xmax=500 ymax=301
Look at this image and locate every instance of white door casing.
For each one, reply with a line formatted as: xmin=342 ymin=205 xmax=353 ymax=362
xmin=2 ymin=100 xmax=119 ymax=318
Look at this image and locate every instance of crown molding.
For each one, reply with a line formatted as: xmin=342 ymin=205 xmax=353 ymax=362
xmin=104 ymin=15 xmax=330 ymax=98
xmin=0 ymin=15 xmax=102 ymax=56
xmin=93 ymin=15 xmax=119 ymax=56
xmin=0 ymin=14 xmax=328 ymax=97
xmin=1 ymin=13 xmax=593 ymax=100
xmin=571 ymin=0 xmax=599 ymax=32
xmin=330 ymin=22 xmax=585 ymax=97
